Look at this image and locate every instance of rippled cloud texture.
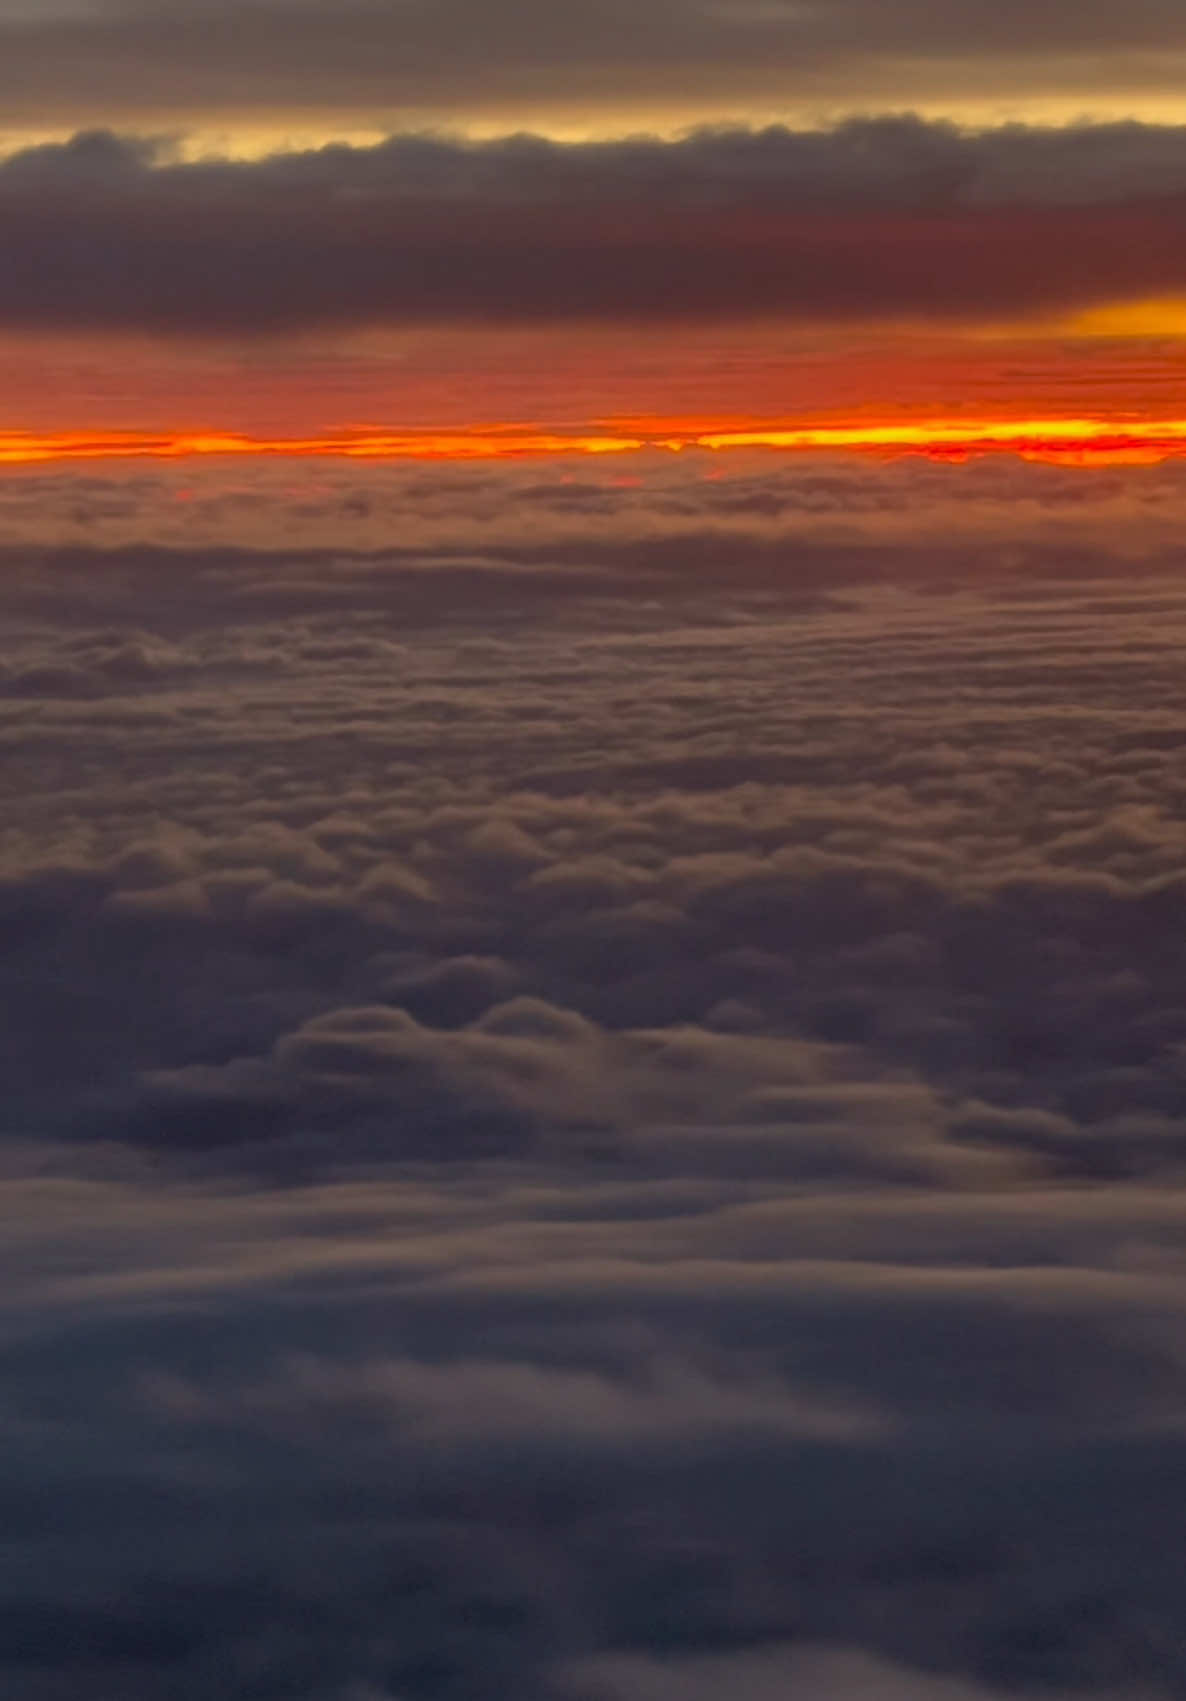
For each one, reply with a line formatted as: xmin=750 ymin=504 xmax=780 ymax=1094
xmin=5 ymin=454 xmax=1186 ymax=1697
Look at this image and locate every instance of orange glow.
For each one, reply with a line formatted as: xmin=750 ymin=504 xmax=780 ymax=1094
xmin=6 ymin=418 xmax=1186 ymax=468
xmin=690 ymin=419 xmax=1186 ymax=462
xmin=0 ymin=427 xmax=648 ymax=465
xmin=1060 ymin=297 xmax=1186 ymax=340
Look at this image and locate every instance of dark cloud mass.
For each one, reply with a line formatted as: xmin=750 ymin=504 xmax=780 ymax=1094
xmin=4 ymin=456 xmax=1186 ymax=1695
xmin=5 ymin=119 xmax=1186 ymax=332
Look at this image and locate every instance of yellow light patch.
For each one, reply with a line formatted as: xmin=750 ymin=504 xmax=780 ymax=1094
xmin=1061 ymin=298 xmax=1186 ymax=339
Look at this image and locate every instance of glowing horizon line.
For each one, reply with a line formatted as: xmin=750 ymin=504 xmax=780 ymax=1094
xmin=5 ymin=418 xmax=1186 ymax=467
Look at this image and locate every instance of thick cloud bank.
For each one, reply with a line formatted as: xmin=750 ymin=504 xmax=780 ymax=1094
xmin=6 ymin=119 xmax=1186 ymax=331
xmin=4 ymin=455 xmax=1186 ymax=1696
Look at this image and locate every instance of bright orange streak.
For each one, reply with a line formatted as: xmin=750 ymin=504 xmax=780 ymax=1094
xmin=0 ymin=428 xmax=647 ymax=464
xmin=6 ymin=418 xmax=1186 ymax=467
xmin=692 ymin=420 xmax=1186 ymax=463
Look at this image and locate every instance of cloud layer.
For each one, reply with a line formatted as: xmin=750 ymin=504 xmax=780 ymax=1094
xmin=4 ymin=0 xmax=1186 ymax=128
xmin=5 ymin=120 xmax=1186 ymax=333
xmin=3 ymin=455 xmax=1186 ymax=1694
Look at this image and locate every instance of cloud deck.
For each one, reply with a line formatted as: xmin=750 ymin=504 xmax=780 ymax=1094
xmin=3 ymin=456 xmax=1186 ymax=1696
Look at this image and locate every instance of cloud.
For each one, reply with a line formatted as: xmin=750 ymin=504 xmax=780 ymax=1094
xmin=7 ymin=445 xmax=1186 ymax=560
xmin=5 ymin=455 xmax=1186 ymax=1693
xmin=6 ymin=120 xmax=1186 ymax=333
xmin=3 ymin=1159 xmax=1186 ymax=1695
xmin=558 ymin=1645 xmax=1145 ymax=1701
xmin=4 ymin=0 xmax=1186 ymax=130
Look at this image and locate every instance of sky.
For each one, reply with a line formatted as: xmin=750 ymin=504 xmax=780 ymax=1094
xmin=2 ymin=0 xmax=1186 ymax=453
xmin=7 ymin=4 xmax=1186 ymax=1700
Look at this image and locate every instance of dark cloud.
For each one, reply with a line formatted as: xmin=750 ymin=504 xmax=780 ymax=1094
xmin=6 ymin=457 xmax=1186 ymax=1695
xmin=6 ymin=119 xmax=1186 ymax=332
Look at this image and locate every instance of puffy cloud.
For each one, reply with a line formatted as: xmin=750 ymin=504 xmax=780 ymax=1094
xmin=4 ymin=453 xmax=1186 ymax=1694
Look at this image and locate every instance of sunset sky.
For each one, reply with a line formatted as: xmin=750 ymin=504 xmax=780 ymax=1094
xmin=9 ymin=7 xmax=1186 ymax=1701
xmin=2 ymin=0 xmax=1186 ymax=461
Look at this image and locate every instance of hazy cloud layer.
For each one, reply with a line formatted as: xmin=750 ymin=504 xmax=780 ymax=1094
xmin=7 ymin=443 xmax=1186 ymax=556
xmin=3 ymin=0 xmax=1186 ymax=127
xmin=6 ymin=120 xmax=1186 ymax=332
xmin=5 ymin=456 xmax=1186 ymax=1694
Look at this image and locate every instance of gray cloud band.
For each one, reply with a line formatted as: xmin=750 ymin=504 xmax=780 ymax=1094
xmin=3 ymin=0 xmax=1186 ymax=121
xmin=3 ymin=119 xmax=1186 ymax=332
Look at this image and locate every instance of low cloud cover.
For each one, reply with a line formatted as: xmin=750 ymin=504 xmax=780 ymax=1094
xmin=3 ymin=454 xmax=1186 ymax=1694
